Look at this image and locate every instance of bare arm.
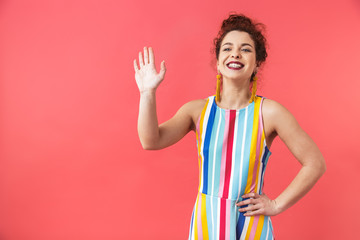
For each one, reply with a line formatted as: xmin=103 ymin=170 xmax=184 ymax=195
xmin=134 ymin=47 xmax=197 ymax=150
xmin=268 ymin=100 xmax=326 ymax=213
xmin=138 ymin=91 xmax=196 ymax=150
xmin=237 ymin=99 xmax=326 ymax=216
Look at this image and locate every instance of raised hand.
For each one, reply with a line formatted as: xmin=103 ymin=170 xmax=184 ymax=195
xmin=134 ymin=47 xmax=166 ymax=93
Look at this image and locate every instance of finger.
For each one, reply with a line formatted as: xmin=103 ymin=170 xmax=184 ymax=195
xmin=139 ymin=51 xmax=144 ymax=67
xmin=143 ymin=46 xmax=149 ymax=64
xmin=244 ymin=209 xmax=263 ymax=216
xmin=236 ymin=199 xmax=250 ymax=206
xmin=134 ymin=59 xmax=139 ymax=72
xmin=242 ymin=192 xmax=259 ymax=199
xmin=160 ymin=60 xmax=166 ymax=74
xmin=238 ymin=204 xmax=258 ymax=212
xmin=236 ymin=198 xmax=258 ymax=206
xmin=149 ymin=47 xmax=155 ymax=65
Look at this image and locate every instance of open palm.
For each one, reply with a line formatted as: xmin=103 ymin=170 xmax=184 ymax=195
xmin=134 ymin=47 xmax=166 ymax=93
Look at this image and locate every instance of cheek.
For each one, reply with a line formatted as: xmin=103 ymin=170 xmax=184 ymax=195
xmin=245 ymin=56 xmax=256 ymax=66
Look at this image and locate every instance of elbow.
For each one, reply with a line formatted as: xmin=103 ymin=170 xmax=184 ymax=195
xmin=140 ymin=140 xmax=159 ymax=150
xmin=142 ymin=144 xmax=156 ymax=150
xmin=138 ymin=133 xmax=162 ymax=150
xmin=303 ymin=156 xmax=326 ymax=178
xmin=315 ymin=157 xmax=327 ymax=178
xmin=320 ymin=161 xmax=327 ymax=175
xmin=318 ymin=155 xmax=327 ymax=176
xmin=315 ymin=163 xmax=327 ymax=180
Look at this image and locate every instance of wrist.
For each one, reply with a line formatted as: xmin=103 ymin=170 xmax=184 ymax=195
xmin=273 ymin=198 xmax=286 ymax=215
xmin=140 ymin=88 xmax=157 ymax=96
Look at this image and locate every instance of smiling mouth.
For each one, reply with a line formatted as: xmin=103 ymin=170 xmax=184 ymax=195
xmin=226 ymin=62 xmax=244 ymax=70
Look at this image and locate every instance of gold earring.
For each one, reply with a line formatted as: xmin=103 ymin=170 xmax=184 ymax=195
xmin=216 ymin=73 xmax=221 ymax=102
xmin=249 ymin=75 xmax=258 ymax=103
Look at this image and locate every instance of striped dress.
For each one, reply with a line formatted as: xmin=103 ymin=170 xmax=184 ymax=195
xmin=188 ymin=95 xmax=274 ymax=240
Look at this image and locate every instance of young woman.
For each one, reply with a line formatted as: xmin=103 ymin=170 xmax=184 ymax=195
xmin=134 ymin=14 xmax=326 ymax=240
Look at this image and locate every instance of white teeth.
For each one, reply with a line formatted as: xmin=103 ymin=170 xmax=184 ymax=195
xmin=228 ymin=63 xmax=243 ymax=68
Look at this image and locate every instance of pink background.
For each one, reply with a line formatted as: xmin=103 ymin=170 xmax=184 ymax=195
xmin=1 ymin=0 xmax=360 ymax=239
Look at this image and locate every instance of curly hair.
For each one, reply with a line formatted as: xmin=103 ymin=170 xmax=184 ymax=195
xmin=213 ymin=13 xmax=268 ymax=72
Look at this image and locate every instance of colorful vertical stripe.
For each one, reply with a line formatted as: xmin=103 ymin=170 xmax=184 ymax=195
xmin=189 ymin=95 xmax=274 ymax=240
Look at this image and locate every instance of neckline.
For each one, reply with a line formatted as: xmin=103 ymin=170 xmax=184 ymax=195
xmin=213 ymin=95 xmax=255 ymax=112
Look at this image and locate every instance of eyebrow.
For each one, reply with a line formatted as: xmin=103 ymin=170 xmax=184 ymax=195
xmin=221 ymin=42 xmax=254 ymax=48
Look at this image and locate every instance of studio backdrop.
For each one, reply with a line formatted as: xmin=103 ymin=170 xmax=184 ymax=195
xmin=1 ymin=0 xmax=359 ymax=239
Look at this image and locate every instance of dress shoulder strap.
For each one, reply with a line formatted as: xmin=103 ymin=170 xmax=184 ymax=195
xmin=195 ymin=96 xmax=213 ymax=133
xmin=255 ymin=95 xmax=270 ymax=140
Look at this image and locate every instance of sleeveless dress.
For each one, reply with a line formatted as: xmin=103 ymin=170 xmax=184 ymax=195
xmin=188 ymin=95 xmax=275 ymax=240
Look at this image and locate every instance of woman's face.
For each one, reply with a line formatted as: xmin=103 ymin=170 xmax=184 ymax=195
xmin=217 ymin=30 xmax=258 ymax=82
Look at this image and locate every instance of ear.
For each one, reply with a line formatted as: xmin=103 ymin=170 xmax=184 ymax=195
xmin=255 ymin=62 xmax=260 ymax=74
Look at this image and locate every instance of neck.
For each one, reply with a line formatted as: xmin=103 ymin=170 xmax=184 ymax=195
xmin=218 ymin=77 xmax=252 ymax=109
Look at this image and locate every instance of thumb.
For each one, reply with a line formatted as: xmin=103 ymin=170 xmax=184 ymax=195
xmin=159 ymin=60 xmax=166 ymax=76
xmin=160 ymin=61 xmax=166 ymax=73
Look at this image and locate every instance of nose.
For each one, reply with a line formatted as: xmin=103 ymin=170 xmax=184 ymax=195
xmin=231 ymin=50 xmax=241 ymax=59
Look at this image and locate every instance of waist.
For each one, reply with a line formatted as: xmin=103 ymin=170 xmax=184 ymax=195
xmin=197 ymin=191 xmax=244 ymax=202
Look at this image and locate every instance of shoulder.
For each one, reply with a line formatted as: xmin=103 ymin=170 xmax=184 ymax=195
xmin=179 ymin=97 xmax=209 ymax=131
xmin=261 ymin=97 xmax=299 ymax=135
xmin=261 ymin=97 xmax=289 ymax=117
xmin=181 ymin=98 xmax=208 ymax=110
